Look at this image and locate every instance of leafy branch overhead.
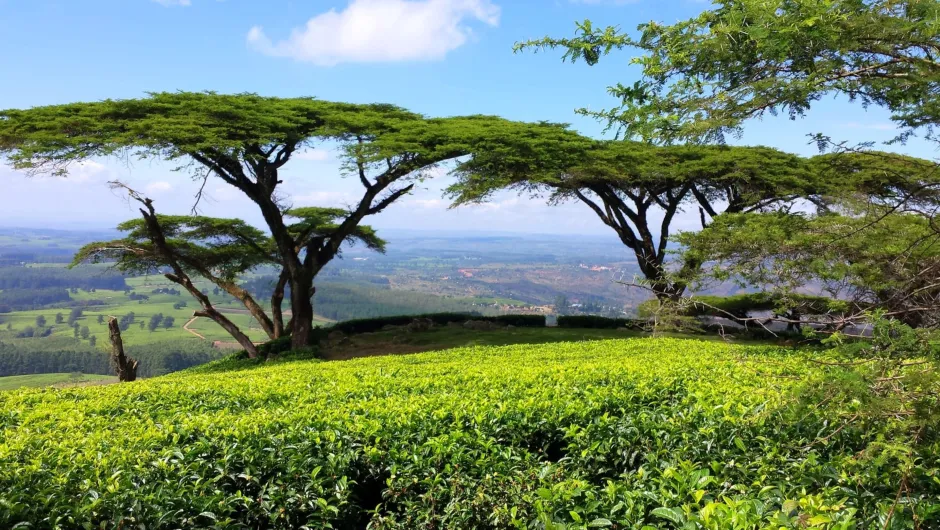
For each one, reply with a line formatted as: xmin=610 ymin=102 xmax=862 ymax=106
xmin=516 ymin=0 xmax=940 ymax=143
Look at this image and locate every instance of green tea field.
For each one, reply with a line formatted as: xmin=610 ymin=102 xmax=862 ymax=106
xmin=1 ymin=338 xmax=936 ymax=528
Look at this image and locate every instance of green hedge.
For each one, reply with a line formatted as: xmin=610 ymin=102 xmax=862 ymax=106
xmin=325 ymin=312 xmax=546 ymax=336
xmin=488 ymin=314 xmax=546 ymax=327
xmin=683 ymin=293 xmax=835 ymax=318
xmin=557 ymin=315 xmax=646 ymax=329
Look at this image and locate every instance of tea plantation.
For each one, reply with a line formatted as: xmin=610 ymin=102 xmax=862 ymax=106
xmin=1 ymin=338 xmax=937 ymax=528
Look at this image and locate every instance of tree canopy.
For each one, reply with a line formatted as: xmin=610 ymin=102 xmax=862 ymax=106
xmin=449 ymin=121 xmax=817 ymax=297
xmin=677 ymin=208 xmax=940 ymax=328
xmin=516 ymin=0 xmax=940 ymax=143
xmin=73 ymin=204 xmax=387 ymax=356
xmin=0 ymin=92 xmax=510 ymax=347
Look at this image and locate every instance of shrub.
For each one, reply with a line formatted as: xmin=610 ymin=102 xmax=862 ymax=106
xmin=487 ymin=314 xmax=546 ymax=327
xmin=323 ymin=312 xmax=547 ymax=337
xmin=0 ymin=338 xmax=934 ymax=528
xmin=557 ymin=315 xmax=645 ymax=329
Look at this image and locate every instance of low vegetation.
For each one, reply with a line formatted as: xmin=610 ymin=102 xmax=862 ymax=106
xmin=1 ymin=337 xmax=937 ymax=528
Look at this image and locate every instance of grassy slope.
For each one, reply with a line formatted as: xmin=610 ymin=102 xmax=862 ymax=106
xmin=1 ymin=337 xmax=931 ymax=527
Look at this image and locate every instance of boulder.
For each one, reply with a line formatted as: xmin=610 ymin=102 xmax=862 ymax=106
xmin=463 ymin=320 xmax=498 ymax=331
xmin=407 ymin=318 xmax=434 ymax=333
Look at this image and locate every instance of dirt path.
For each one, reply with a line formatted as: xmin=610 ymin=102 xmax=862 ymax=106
xmin=182 ymin=317 xmax=206 ymax=340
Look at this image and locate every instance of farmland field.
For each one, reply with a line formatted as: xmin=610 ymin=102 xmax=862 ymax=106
xmin=0 ymin=372 xmax=115 ymax=391
xmin=1 ymin=337 xmax=936 ymax=528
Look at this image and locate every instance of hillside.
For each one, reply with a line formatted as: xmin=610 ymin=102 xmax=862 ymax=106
xmin=1 ymin=337 xmax=934 ymax=528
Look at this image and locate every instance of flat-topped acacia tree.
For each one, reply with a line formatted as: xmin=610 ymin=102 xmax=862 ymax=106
xmin=448 ymin=122 xmax=816 ymax=299
xmin=0 ymin=92 xmax=485 ymax=348
xmin=73 ymin=201 xmax=385 ymax=358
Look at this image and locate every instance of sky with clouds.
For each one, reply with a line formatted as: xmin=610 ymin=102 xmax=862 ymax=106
xmin=0 ymin=0 xmax=935 ymax=235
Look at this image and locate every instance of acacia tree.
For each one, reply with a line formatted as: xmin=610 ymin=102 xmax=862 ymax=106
xmin=0 ymin=92 xmax=485 ymax=348
xmin=516 ymin=0 xmax=940 ymax=144
xmin=675 ymin=150 xmax=940 ymax=326
xmin=74 ymin=197 xmax=385 ymax=357
xmin=449 ymin=122 xmax=815 ymax=298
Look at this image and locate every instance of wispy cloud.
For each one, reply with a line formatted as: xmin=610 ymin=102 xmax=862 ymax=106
xmin=293 ymin=190 xmax=354 ymax=205
xmin=145 ymin=181 xmax=173 ymax=194
xmin=247 ymin=0 xmax=500 ymax=66
xmin=295 ymin=149 xmax=333 ymax=162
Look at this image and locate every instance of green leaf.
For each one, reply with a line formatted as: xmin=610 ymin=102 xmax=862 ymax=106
xmin=651 ymin=507 xmax=685 ymax=525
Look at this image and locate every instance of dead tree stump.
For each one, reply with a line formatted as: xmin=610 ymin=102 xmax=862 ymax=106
xmin=108 ymin=317 xmax=139 ymax=382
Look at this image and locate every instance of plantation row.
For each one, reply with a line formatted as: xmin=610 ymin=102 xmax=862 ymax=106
xmin=1 ymin=338 xmax=936 ymax=528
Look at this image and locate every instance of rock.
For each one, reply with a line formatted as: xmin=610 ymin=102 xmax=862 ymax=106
xmin=381 ymin=324 xmax=402 ymax=332
xmin=337 ymin=336 xmax=351 ymax=346
xmin=327 ymin=330 xmax=345 ymax=341
xmin=505 ymin=325 xmax=516 ymax=330
xmin=446 ymin=321 xmax=463 ymax=329
xmin=463 ymin=320 xmax=498 ymax=331
xmin=407 ymin=318 xmax=434 ymax=333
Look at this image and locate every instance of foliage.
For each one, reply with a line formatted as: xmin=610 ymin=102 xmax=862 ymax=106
xmin=676 ymin=209 xmax=940 ymax=326
xmin=0 ymin=92 xmax=528 ymax=348
xmin=681 ymin=293 xmax=835 ymax=319
xmin=0 ymin=265 xmax=126 ymax=291
xmin=449 ymin=122 xmax=818 ymax=297
xmin=0 ymin=336 xmax=224 ymax=378
xmin=324 ymin=312 xmax=546 ymax=336
xmin=516 ymin=0 xmax=940 ymax=143
xmin=1 ymin=338 xmax=937 ymax=527
xmin=0 ymin=287 xmax=70 ymax=311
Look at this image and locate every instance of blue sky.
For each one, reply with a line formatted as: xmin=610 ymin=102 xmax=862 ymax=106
xmin=0 ymin=0 xmax=935 ymax=235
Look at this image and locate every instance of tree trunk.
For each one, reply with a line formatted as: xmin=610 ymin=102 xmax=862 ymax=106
xmin=271 ymin=269 xmax=289 ymax=338
xmin=216 ymin=279 xmax=276 ymax=339
xmin=164 ymin=273 xmax=261 ymax=359
xmin=193 ymin=309 xmax=260 ymax=358
xmin=107 ymin=317 xmax=138 ymax=382
xmin=290 ymin=275 xmax=315 ymax=349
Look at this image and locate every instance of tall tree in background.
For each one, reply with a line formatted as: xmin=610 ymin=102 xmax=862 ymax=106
xmin=0 ymin=93 xmax=498 ymax=348
xmin=516 ymin=0 xmax=940 ymax=144
xmin=449 ymin=122 xmax=815 ymax=298
xmin=676 ymin=151 xmax=940 ymax=326
xmin=514 ymin=0 xmax=940 ymax=320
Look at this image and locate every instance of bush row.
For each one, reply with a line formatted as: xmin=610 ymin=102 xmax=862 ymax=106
xmin=325 ymin=312 xmax=546 ymax=336
xmin=1 ymin=338 xmax=933 ymax=528
xmin=556 ymin=315 xmax=647 ymax=329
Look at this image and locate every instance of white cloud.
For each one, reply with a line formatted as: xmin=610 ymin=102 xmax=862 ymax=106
xmin=409 ymin=198 xmax=446 ymax=209
xmin=67 ymin=161 xmax=109 ymax=183
xmin=295 ymin=149 xmax=333 ymax=162
xmin=293 ymin=190 xmax=354 ymax=205
xmin=145 ymin=181 xmax=173 ymax=194
xmin=152 ymin=0 xmax=192 ymax=6
xmin=247 ymin=0 xmax=500 ymax=66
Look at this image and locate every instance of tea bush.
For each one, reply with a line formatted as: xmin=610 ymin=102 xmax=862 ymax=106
xmin=0 ymin=338 xmax=937 ymax=528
